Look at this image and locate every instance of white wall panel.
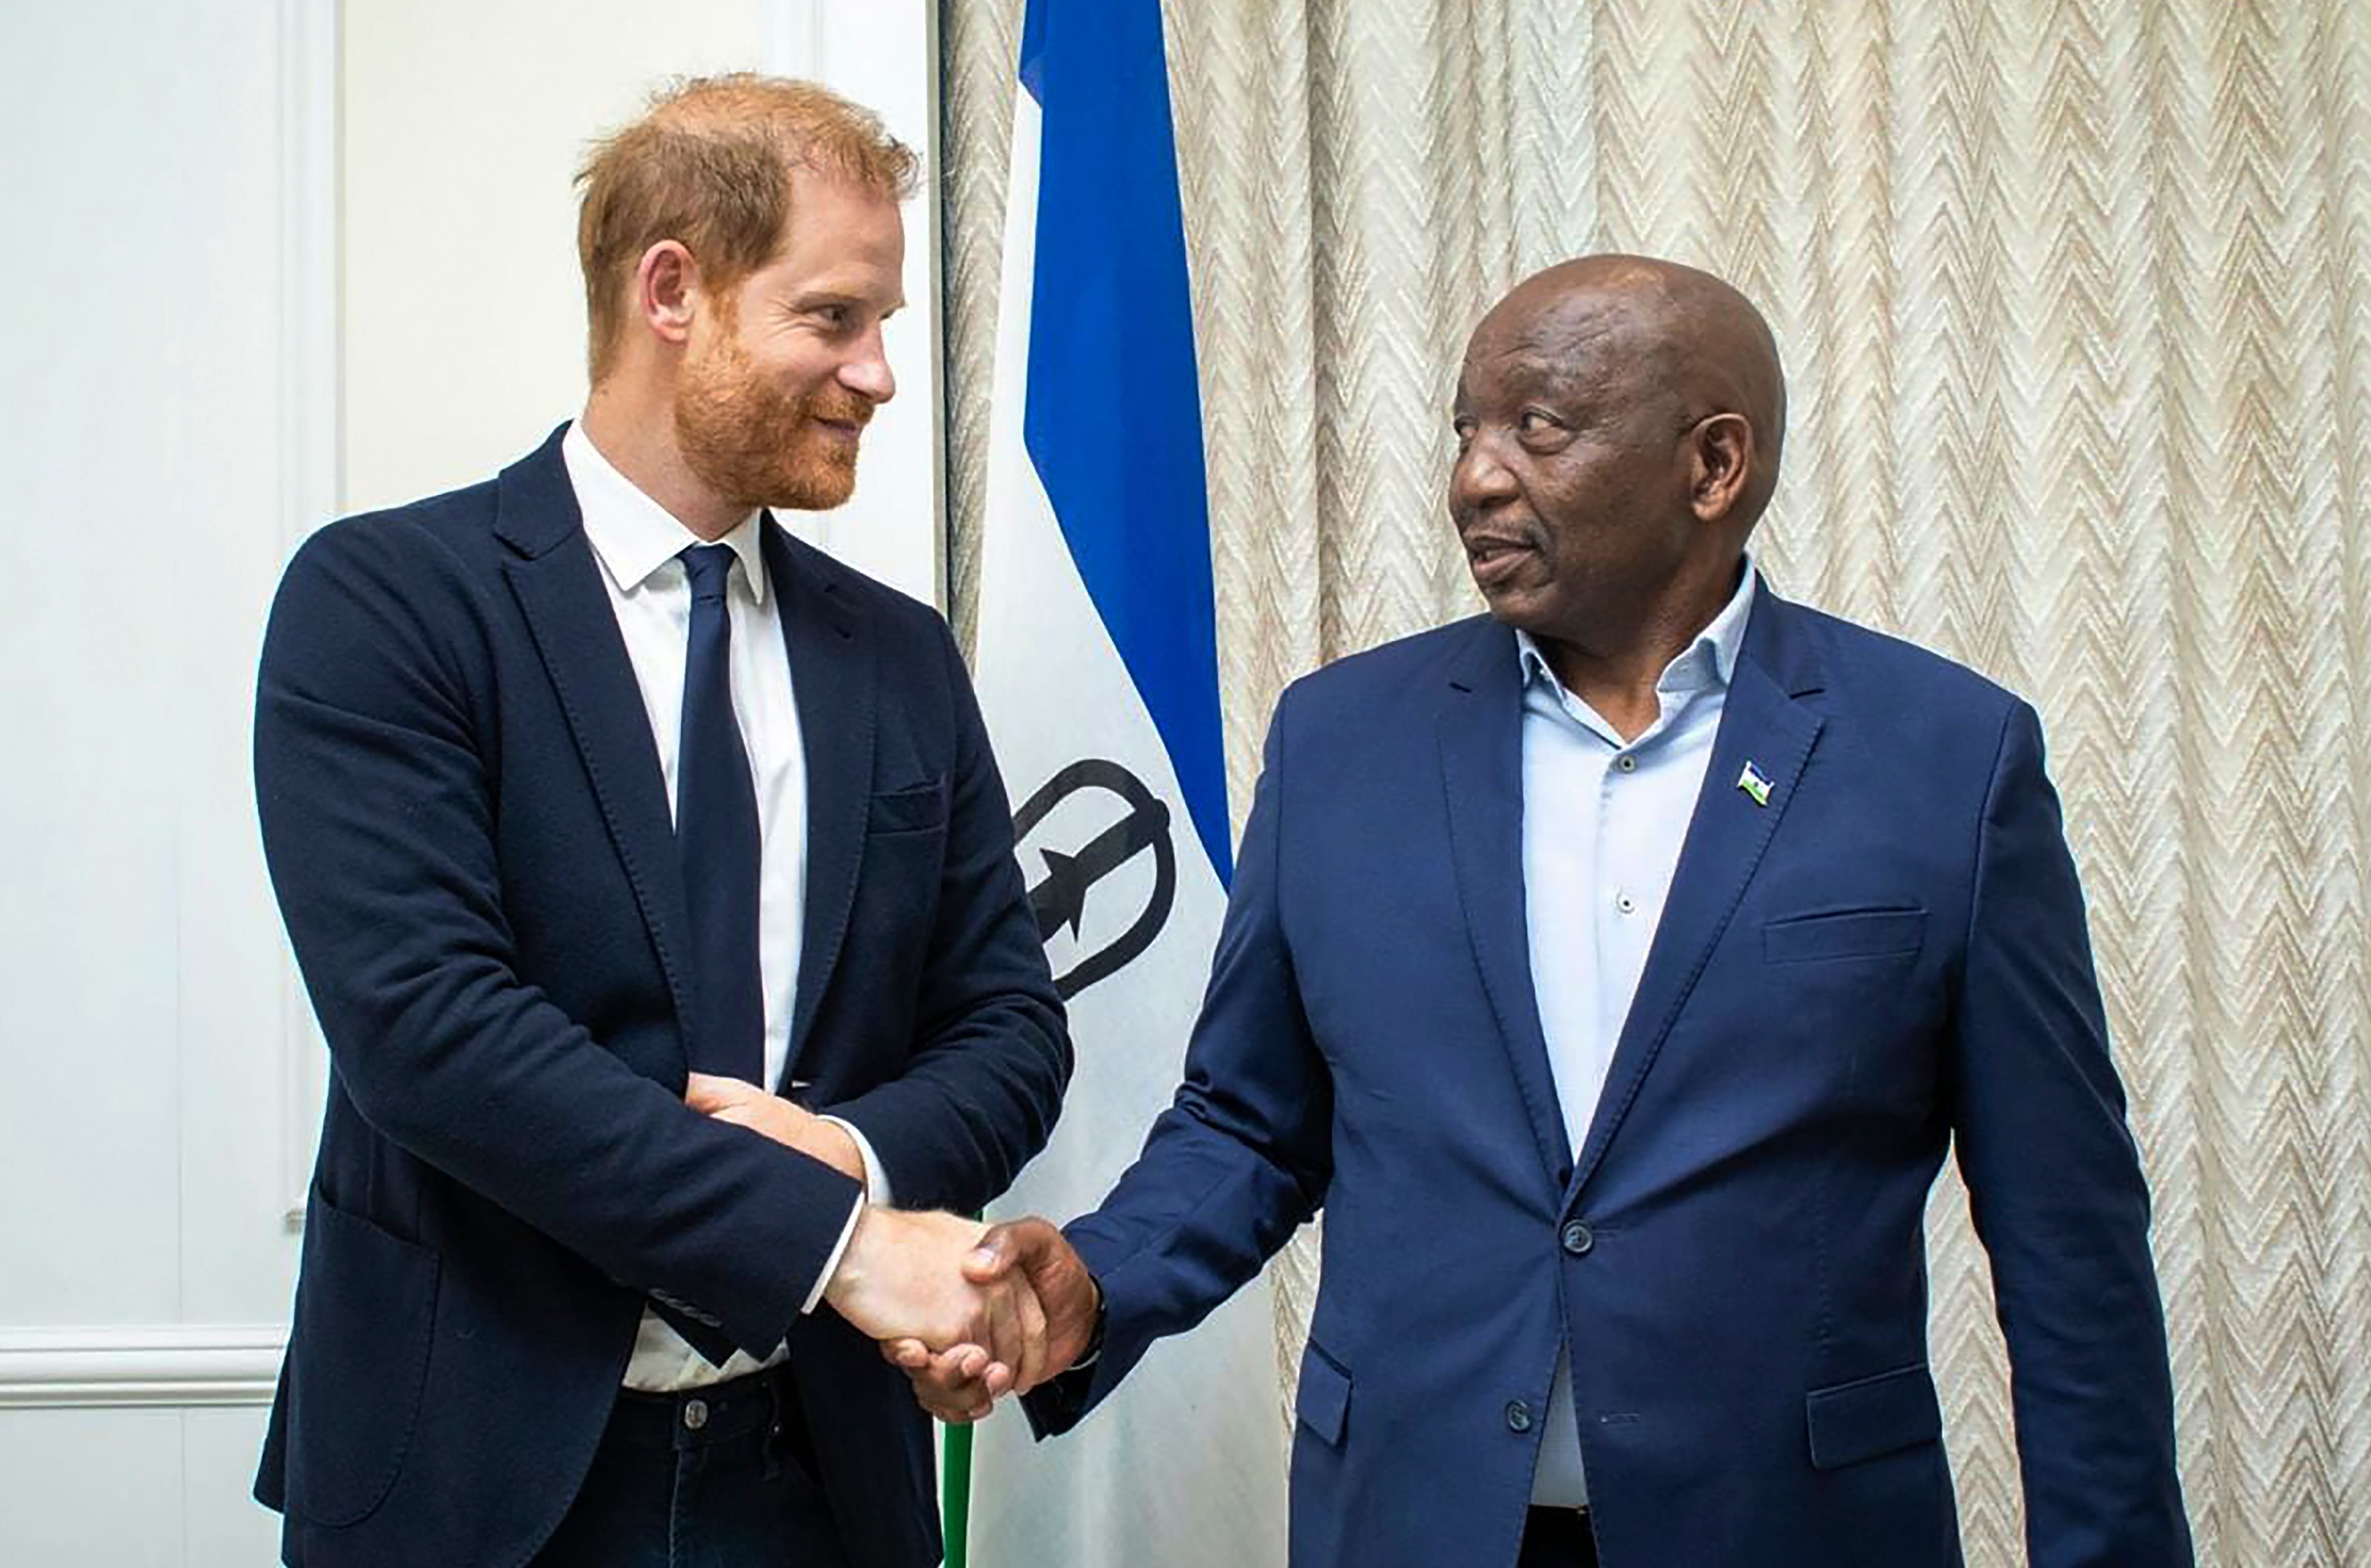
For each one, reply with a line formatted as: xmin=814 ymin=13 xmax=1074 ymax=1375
xmin=185 ymin=1407 xmax=283 ymax=1564
xmin=0 ymin=1411 xmax=187 ymax=1564
xmin=0 ymin=0 xmax=326 ymax=1559
xmin=0 ymin=0 xmax=305 ymax=1325
xmin=0 ymin=2 xmax=936 ymax=1561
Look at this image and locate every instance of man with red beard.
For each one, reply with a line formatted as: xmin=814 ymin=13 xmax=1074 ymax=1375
xmin=251 ymin=76 xmax=1069 ymax=1568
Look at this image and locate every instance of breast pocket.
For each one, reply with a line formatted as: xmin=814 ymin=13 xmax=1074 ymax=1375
xmin=867 ymin=776 xmax=948 ymax=836
xmin=1763 ymin=906 xmax=1926 ymax=965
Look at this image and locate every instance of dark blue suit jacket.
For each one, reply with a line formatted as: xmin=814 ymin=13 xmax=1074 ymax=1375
xmin=1031 ymin=585 xmax=2189 ymax=1567
xmin=253 ymin=427 xmax=1067 ymax=1568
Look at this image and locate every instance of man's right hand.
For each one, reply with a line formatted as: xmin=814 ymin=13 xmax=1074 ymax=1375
xmin=881 ymin=1216 xmax=1100 ymax=1422
xmin=822 ymin=1207 xmax=1047 ymax=1391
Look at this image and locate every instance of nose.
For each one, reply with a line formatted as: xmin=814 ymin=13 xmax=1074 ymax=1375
xmin=840 ymin=323 xmax=896 ymax=406
xmin=1450 ymin=433 xmax=1518 ymax=515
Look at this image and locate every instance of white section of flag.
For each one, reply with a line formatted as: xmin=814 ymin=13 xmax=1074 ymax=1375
xmin=964 ymin=85 xmax=1289 ymax=1568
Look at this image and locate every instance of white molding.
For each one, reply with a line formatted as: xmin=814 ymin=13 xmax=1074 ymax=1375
xmin=277 ymin=0 xmax=341 ymax=1230
xmin=0 ymin=1327 xmax=286 ymax=1411
xmin=278 ymin=0 xmax=341 ymax=552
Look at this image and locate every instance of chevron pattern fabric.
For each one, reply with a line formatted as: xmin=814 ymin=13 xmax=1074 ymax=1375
xmin=941 ymin=3 xmax=2371 ymax=1561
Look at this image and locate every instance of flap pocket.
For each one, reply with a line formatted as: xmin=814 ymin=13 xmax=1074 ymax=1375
xmin=1805 ymin=1363 xmax=1941 ymax=1470
xmin=867 ymin=777 xmax=948 ymax=835
xmin=1295 ymin=1340 xmax=1352 ymax=1448
xmin=1764 ymin=907 xmax=1925 ymax=965
xmin=286 ymin=1193 xmax=440 ymax=1527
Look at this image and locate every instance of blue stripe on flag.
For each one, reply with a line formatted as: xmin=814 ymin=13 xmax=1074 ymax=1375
xmin=1016 ymin=0 xmax=1231 ymax=882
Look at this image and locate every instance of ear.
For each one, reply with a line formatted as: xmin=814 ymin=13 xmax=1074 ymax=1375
xmin=633 ymin=240 xmax=702 ymax=349
xmin=1687 ymin=412 xmax=1754 ymax=523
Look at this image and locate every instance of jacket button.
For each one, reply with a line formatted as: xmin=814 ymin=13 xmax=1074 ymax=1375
xmin=683 ymin=1398 xmax=709 ymax=1432
xmin=1561 ymin=1220 xmax=1594 ymax=1256
xmin=1505 ymin=1399 xmax=1535 ymax=1433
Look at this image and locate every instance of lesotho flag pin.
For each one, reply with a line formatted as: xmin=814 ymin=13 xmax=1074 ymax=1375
xmin=1737 ymin=761 xmax=1774 ymax=807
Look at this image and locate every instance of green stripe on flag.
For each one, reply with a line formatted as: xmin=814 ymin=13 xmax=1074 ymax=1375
xmin=939 ymin=1205 xmax=982 ymax=1567
xmin=941 ymin=1418 xmax=974 ymax=1567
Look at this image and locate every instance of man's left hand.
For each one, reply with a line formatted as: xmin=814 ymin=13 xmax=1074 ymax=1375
xmin=685 ymin=1073 xmax=866 ymax=1186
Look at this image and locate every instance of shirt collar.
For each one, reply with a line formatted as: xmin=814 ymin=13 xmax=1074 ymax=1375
xmin=1516 ymin=554 xmax=1758 ymax=696
xmin=561 ymin=421 xmax=769 ymax=604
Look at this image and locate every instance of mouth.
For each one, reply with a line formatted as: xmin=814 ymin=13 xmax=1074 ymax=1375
xmin=1461 ymin=532 xmax=1537 ymax=591
xmin=809 ymin=417 xmax=867 ymax=445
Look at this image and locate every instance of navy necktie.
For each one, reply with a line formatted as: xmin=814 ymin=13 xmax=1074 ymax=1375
xmin=675 ymin=543 xmax=766 ymax=1084
xmin=658 ymin=543 xmax=768 ymax=1366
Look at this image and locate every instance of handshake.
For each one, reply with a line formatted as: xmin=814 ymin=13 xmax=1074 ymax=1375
xmin=827 ymin=1209 xmax=1097 ymax=1424
xmin=687 ymin=1072 xmax=1094 ymax=1424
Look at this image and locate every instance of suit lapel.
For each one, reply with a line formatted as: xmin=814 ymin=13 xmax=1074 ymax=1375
xmin=495 ymin=427 xmax=697 ymax=1048
xmin=1437 ymin=622 xmax=1573 ymax=1190
xmin=1570 ymin=585 xmax=1826 ymax=1197
xmin=764 ymin=523 xmax=875 ymax=1083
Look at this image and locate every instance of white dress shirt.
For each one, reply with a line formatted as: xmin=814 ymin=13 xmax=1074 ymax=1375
xmin=561 ymin=423 xmax=890 ymax=1392
xmin=1518 ymin=562 xmax=1757 ymax=1507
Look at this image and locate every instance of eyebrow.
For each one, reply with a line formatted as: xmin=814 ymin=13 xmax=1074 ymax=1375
xmin=1457 ymin=361 xmax=1587 ymax=406
xmin=789 ymin=290 xmax=907 ymax=320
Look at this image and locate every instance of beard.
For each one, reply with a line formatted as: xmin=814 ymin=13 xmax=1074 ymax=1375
xmin=674 ymin=331 xmax=871 ymax=512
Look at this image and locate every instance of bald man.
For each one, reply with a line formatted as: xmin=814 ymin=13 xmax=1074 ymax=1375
xmin=897 ymin=256 xmax=2192 ymax=1567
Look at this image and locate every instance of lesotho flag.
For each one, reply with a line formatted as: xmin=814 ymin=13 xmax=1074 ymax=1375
xmin=956 ymin=1 xmax=1288 ymax=1563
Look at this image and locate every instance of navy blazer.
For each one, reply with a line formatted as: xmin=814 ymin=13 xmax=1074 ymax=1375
xmin=253 ymin=427 xmax=1067 ymax=1568
xmin=1031 ymin=585 xmax=2189 ymax=1568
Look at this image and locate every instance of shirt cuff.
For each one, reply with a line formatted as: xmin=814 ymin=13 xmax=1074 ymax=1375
xmin=802 ymin=1190 xmax=864 ymax=1317
xmin=821 ymin=1115 xmax=893 ymax=1208
xmin=1071 ymin=1275 xmax=1108 ymax=1369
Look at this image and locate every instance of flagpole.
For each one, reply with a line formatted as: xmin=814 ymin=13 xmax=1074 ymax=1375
xmin=942 ymin=1420 xmax=974 ymax=1568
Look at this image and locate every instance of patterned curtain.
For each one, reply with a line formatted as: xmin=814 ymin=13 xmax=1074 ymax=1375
xmin=942 ymin=2 xmax=2371 ymax=1561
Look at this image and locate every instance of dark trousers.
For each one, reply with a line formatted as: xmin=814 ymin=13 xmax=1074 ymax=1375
xmin=533 ymin=1365 xmax=851 ymax=1568
xmin=1519 ymin=1506 xmax=1600 ymax=1567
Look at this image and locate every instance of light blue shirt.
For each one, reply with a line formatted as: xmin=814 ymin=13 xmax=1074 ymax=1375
xmin=1519 ymin=561 xmax=1757 ymax=1508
